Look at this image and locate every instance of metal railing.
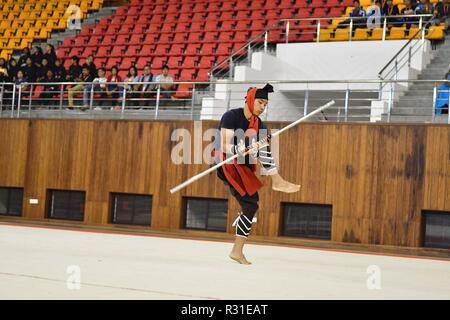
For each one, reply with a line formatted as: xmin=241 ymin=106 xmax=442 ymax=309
xmin=0 ymin=79 xmax=449 ymax=124
xmin=209 ymin=14 xmax=435 ymax=81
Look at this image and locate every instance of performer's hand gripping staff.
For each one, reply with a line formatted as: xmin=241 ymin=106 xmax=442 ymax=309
xmin=170 ymin=100 xmax=335 ymax=194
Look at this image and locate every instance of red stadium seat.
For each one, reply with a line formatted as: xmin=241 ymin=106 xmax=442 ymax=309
xmin=179 ymin=69 xmax=196 ymax=81
xmin=174 ymin=84 xmax=193 ymax=99
xmin=203 ymin=32 xmax=219 ymax=42
xmin=185 ymin=44 xmax=201 ymax=55
xmin=200 ymin=43 xmax=216 ymax=55
xmin=199 ymin=56 xmax=215 ymax=69
xmin=168 ymin=56 xmax=182 ymax=68
xmin=197 ymin=69 xmax=209 ymax=81
xmin=183 ymin=57 xmax=198 ymax=69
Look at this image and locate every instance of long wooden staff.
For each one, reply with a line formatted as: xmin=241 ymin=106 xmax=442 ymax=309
xmin=169 ymin=100 xmax=335 ymax=194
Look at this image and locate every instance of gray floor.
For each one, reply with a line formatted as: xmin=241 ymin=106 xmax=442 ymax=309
xmin=0 ymin=224 xmax=449 ymax=300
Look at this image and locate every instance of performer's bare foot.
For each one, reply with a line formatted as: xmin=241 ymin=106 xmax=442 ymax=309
xmin=271 ymin=174 xmax=301 ymax=193
xmin=229 ymin=252 xmax=252 ymax=265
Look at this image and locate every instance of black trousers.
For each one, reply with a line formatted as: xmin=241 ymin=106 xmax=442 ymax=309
xmin=217 ymin=166 xmax=259 ymax=238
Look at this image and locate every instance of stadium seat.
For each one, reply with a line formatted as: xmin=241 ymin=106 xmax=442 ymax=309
xmin=387 ymin=27 xmax=406 ymax=40
xmin=353 ymin=28 xmax=369 ymax=41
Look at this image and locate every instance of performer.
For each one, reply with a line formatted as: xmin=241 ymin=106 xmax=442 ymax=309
xmin=215 ymin=84 xmax=301 ymax=265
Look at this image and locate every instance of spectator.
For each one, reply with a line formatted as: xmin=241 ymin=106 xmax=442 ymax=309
xmin=435 ymin=70 xmax=450 ymax=115
xmin=136 ymin=65 xmax=154 ymax=107
xmin=83 ymin=55 xmax=97 ymax=78
xmin=67 ymin=66 xmax=94 ymax=110
xmin=53 ymin=59 xmax=67 ymax=82
xmin=36 ymin=58 xmax=51 ymax=83
xmin=107 ymin=66 xmax=122 ymax=109
xmin=338 ymin=0 xmax=367 ymax=30
xmin=67 ymin=56 xmax=82 ymax=81
xmin=92 ymin=67 xmax=108 ymax=110
xmin=433 ymin=0 xmax=450 ymax=29
xmin=123 ymin=66 xmax=140 ymax=107
xmin=31 ymin=46 xmax=43 ymax=67
xmin=401 ymin=0 xmax=418 ymax=28
xmin=14 ymin=70 xmax=29 ymax=106
xmin=0 ymin=58 xmax=9 ymax=82
xmin=18 ymin=47 xmax=31 ymax=67
xmin=43 ymin=44 xmax=57 ymax=68
xmin=155 ymin=64 xmax=174 ymax=104
xmin=383 ymin=0 xmax=401 ymax=26
xmin=7 ymin=58 xmax=19 ymax=82
xmin=21 ymin=57 xmax=37 ymax=82
xmin=40 ymin=69 xmax=59 ymax=106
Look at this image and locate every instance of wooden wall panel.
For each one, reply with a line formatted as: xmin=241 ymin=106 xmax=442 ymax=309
xmin=0 ymin=118 xmax=449 ymax=250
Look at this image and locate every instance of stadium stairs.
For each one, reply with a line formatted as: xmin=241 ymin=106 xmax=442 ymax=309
xmin=386 ymin=34 xmax=450 ymax=123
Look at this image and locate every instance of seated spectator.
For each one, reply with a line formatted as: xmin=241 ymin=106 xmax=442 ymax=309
xmin=43 ymin=44 xmax=57 ymax=69
xmin=67 ymin=56 xmax=82 ymax=82
xmin=21 ymin=57 xmax=37 ymax=83
xmin=14 ymin=70 xmax=29 ymax=106
xmin=83 ymin=55 xmax=97 ymax=78
xmin=435 ymin=70 xmax=450 ymax=115
xmin=0 ymin=58 xmax=9 ymax=82
xmin=67 ymin=66 xmax=94 ymax=110
xmin=107 ymin=66 xmax=123 ymax=110
xmin=136 ymin=65 xmax=154 ymax=107
xmin=383 ymin=0 xmax=401 ymax=26
xmin=432 ymin=0 xmax=450 ymax=29
xmin=155 ymin=64 xmax=174 ymax=105
xmin=31 ymin=46 xmax=43 ymax=67
xmin=415 ymin=0 xmax=435 ymax=26
xmin=123 ymin=66 xmax=140 ymax=107
xmin=7 ymin=58 xmax=19 ymax=82
xmin=40 ymin=69 xmax=59 ymax=106
xmin=92 ymin=67 xmax=108 ymax=110
xmin=53 ymin=59 xmax=67 ymax=82
xmin=36 ymin=58 xmax=51 ymax=83
xmin=18 ymin=47 xmax=31 ymax=67
xmin=401 ymin=0 xmax=418 ymax=28
xmin=338 ymin=0 xmax=367 ymax=30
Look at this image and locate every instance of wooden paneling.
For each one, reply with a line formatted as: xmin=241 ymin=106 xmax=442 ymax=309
xmin=0 ymin=118 xmax=449 ymax=250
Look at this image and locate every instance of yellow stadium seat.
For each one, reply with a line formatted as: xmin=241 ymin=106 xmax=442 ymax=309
xmin=345 ymin=7 xmax=354 ymax=15
xmin=11 ymin=20 xmax=24 ymax=29
xmin=0 ymin=50 xmax=13 ymax=60
xmin=393 ymin=0 xmax=403 ymax=4
xmin=353 ymin=28 xmax=369 ymax=40
xmin=0 ymin=20 xmax=10 ymax=29
xmin=397 ymin=4 xmax=406 ymax=11
xmin=407 ymin=27 xmax=422 ymax=39
xmin=333 ymin=28 xmax=350 ymax=41
xmin=369 ymin=28 xmax=384 ymax=40
xmin=332 ymin=18 xmax=346 ymax=28
xmin=426 ymin=26 xmax=445 ymax=40
xmin=317 ymin=29 xmax=333 ymax=42
xmin=22 ymin=20 xmax=36 ymax=29
xmin=387 ymin=26 xmax=406 ymax=39
xmin=359 ymin=0 xmax=372 ymax=6
xmin=19 ymin=12 xmax=31 ymax=20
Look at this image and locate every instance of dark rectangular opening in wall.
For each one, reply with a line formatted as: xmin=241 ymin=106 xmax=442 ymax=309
xmin=282 ymin=203 xmax=332 ymax=240
xmin=111 ymin=193 xmax=152 ymax=226
xmin=47 ymin=190 xmax=85 ymax=221
xmin=423 ymin=210 xmax=450 ymax=249
xmin=184 ymin=197 xmax=228 ymax=232
xmin=0 ymin=187 xmax=24 ymax=216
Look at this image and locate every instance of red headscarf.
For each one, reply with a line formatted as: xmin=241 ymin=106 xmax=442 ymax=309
xmin=245 ymin=87 xmax=259 ymax=135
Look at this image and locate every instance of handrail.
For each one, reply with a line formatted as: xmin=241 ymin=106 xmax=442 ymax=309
xmin=1 ymin=79 xmax=450 ymax=88
xmin=210 ymin=14 xmax=434 ymax=79
xmin=378 ymin=17 xmax=433 ymax=79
